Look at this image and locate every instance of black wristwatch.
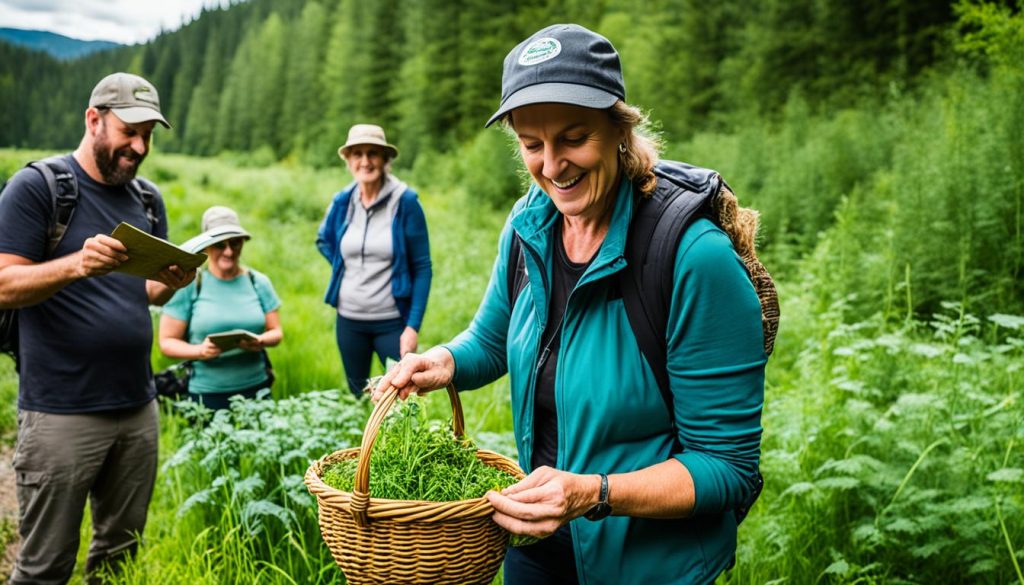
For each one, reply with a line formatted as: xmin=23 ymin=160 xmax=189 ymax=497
xmin=584 ymin=473 xmax=612 ymax=521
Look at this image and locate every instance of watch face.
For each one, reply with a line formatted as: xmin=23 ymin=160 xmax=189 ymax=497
xmin=584 ymin=502 xmax=612 ymax=521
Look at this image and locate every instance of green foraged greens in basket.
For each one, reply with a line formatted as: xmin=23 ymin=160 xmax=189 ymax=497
xmin=321 ymin=399 xmax=519 ymax=501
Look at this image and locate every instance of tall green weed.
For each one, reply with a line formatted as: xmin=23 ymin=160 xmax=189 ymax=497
xmin=674 ymin=50 xmax=1023 ymax=317
xmin=107 ymin=391 xmax=369 ymax=584
xmin=726 ymin=276 xmax=1024 ymax=584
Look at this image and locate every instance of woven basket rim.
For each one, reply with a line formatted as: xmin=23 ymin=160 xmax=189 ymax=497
xmin=305 ymin=446 xmax=522 ymax=507
xmin=307 ymin=385 xmax=523 ymax=584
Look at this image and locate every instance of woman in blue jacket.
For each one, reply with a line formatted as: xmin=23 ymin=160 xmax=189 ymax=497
xmin=317 ymin=124 xmax=431 ymax=397
xmin=376 ymin=25 xmax=771 ymax=585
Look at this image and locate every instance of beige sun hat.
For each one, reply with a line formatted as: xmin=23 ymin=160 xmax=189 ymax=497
xmin=337 ymin=124 xmax=399 ymax=160
xmin=180 ymin=206 xmax=252 ymax=253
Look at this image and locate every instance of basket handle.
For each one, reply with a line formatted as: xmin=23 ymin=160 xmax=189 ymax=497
xmin=350 ymin=384 xmax=465 ymax=527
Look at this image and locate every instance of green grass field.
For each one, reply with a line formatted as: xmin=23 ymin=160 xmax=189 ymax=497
xmin=0 ymin=139 xmax=1021 ymax=584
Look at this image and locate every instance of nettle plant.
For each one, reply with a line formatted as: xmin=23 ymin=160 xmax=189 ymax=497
xmin=745 ymin=301 xmax=1024 ymax=584
xmin=163 ymin=389 xmax=371 ymax=536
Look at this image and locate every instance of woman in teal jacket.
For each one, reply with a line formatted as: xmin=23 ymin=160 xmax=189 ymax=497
xmin=376 ymin=24 xmax=768 ymax=585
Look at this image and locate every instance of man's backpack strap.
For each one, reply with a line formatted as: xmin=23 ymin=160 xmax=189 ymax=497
xmin=27 ymin=155 xmax=79 ymax=257
xmin=127 ymin=177 xmax=160 ymax=233
xmin=1 ymin=155 xmax=79 ymax=365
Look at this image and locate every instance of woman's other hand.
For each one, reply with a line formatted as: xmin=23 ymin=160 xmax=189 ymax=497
xmin=238 ymin=335 xmax=265 ymax=352
xmin=196 ymin=338 xmax=223 ymax=360
xmin=486 ymin=467 xmax=601 ymax=538
xmin=372 ymin=346 xmax=455 ymax=401
xmin=399 ymin=326 xmax=418 ymax=357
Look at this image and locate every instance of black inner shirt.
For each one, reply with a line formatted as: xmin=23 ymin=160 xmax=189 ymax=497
xmin=531 ymin=221 xmax=593 ymax=471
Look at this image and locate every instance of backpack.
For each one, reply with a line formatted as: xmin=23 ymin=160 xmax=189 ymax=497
xmin=506 ymin=161 xmax=780 ymax=522
xmin=0 ymin=155 xmax=160 ymax=364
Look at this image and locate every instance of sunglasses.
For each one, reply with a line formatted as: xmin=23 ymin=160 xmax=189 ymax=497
xmin=211 ymin=238 xmax=245 ymax=251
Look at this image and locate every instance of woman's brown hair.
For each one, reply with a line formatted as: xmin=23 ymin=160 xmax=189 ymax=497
xmin=610 ymin=100 xmax=760 ymax=261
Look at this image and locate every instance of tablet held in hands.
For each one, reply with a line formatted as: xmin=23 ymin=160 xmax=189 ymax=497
xmin=207 ymin=329 xmax=260 ymax=350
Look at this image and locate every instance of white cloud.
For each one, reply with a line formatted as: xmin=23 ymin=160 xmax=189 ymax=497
xmin=0 ymin=0 xmax=228 ymax=45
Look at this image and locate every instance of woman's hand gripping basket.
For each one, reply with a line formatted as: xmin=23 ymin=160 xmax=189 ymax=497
xmin=304 ymin=385 xmax=525 ymax=585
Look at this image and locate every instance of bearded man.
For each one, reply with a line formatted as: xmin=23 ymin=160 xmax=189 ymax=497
xmin=0 ymin=72 xmax=194 ymax=584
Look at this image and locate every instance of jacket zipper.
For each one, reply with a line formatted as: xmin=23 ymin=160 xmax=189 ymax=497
xmin=360 ymin=208 xmax=373 ymax=265
xmin=521 ymin=237 xmax=550 ymax=467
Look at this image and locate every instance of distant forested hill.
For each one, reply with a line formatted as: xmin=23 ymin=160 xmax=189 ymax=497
xmin=0 ymin=28 xmax=121 ymax=60
xmin=0 ymin=0 xmax=955 ymax=163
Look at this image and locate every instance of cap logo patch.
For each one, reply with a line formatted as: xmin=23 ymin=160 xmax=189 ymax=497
xmin=133 ymin=87 xmax=156 ymax=104
xmin=518 ymin=38 xmax=561 ymax=66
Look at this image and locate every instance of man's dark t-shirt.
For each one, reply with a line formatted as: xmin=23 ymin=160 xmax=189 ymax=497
xmin=0 ymin=155 xmax=166 ymax=413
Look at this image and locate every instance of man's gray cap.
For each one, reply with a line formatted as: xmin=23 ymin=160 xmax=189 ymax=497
xmin=485 ymin=24 xmax=625 ymax=127
xmin=89 ymin=72 xmax=171 ymax=128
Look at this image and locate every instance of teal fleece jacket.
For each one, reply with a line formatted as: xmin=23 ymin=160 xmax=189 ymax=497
xmin=444 ymin=175 xmax=766 ymax=584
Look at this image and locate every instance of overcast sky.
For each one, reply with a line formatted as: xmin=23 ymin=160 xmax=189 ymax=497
xmin=0 ymin=0 xmax=230 ymax=45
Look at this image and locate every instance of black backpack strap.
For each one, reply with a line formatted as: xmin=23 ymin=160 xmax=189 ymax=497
xmin=193 ymin=269 xmax=203 ymax=300
xmin=245 ymin=269 xmax=274 ymax=381
xmin=503 ymin=186 xmax=709 ymax=409
xmin=622 ymin=179 xmax=764 ymax=523
xmin=27 ymin=155 xmax=79 ymax=257
xmin=127 ymin=177 xmax=160 ymax=233
xmin=506 ymin=232 xmax=529 ymax=307
xmin=1 ymin=155 xmax=77 ymax=364
xmin=619 ymin=186 xmax=714 ymax=411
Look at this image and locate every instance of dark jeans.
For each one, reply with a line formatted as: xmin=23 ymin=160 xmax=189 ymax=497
xmin=335 ymin=315 xmax=403 ymax=397
xmin=503 ymin=524 xmax=578 ymax=585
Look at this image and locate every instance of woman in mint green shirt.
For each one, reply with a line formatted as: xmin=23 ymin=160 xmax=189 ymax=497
xmin=374 ymin=25 xmax=770 ymax=585
xmin=159 ymin=206 xmax=282 ymax=410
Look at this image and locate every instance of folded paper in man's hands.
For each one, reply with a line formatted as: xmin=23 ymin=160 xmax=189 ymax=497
xmin=110 ymin=222 xmax=207 ymax=279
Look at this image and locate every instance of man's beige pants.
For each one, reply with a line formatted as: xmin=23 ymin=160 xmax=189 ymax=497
xmin=9 ymin=400 xmax=158 ymax=585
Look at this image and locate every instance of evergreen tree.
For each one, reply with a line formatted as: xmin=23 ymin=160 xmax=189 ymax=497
xmin=281 ymin=1 xmax=330 ymax=160
xmin=456 ymin=0 xmax=524 ymax=138
xmin=321 ymin=0 xmax=362 ymax=151
xmin=184 ymin=20 xmax=227 ymax=155
xmin=0 ymin=0 xmax=962 ymax=158
xmin=355 ymin=0 xmax=404 ymax=132
xmin=394 ymin=0 xmax=461 ymax=160
xmin=215 ymin=24 xmax=262 ymax=152
xmin=249 ymin=14 xmax=288 ymax=154
xmin=164 ymin=23 xmax=207 ymax=149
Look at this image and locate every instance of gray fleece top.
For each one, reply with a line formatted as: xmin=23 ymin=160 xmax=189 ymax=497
xmin=338 ymin=175 xmax=407 ymax=320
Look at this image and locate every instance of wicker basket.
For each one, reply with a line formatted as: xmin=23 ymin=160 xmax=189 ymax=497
xmin=305 ymin=385 xmax=525 ymax=585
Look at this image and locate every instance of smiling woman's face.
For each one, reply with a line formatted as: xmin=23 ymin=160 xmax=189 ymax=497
xmin=344 ymin=145 xmax=386 ymax=187
xmin=206 ymin=237 xmax=244 ymax=277
xmin=511 ymin=103 xmax=625 ymax=221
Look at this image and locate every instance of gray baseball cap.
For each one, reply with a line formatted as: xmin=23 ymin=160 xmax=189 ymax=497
xmin=485 ymin=24 xmax=624 ymax=127
xmin=89 ymin=72 xmax=171 ymax=129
